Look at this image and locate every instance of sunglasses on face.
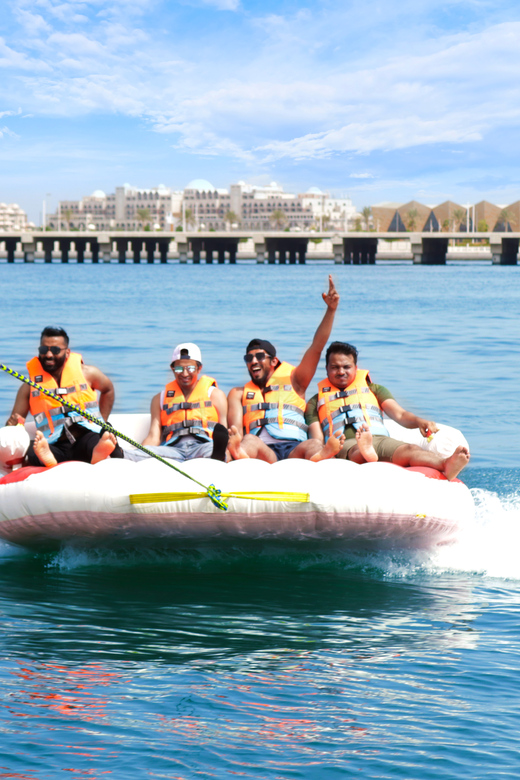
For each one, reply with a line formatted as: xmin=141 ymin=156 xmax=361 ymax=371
xmin=244 ymin=351 xmax=271 ymax=363
xmin=172 ymin=365 xmax=197 ymax=374
xmin=38 ymin=345 xmax=66 ymax=356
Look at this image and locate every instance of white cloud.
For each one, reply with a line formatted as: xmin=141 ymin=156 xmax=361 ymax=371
xmin=350 ymin=173 xmax=374 ymax=179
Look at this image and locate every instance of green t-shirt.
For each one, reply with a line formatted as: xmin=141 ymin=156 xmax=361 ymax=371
xmin=305 ymin=383 xmax=394 ymax=440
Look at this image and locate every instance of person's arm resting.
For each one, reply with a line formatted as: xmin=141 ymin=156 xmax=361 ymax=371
xmin=381 ymin=399 xmax=438 ymax=437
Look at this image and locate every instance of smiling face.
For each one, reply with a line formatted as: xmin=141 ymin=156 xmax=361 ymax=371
xmin=244 ymin=349 xmax=278 ymax=388
xmin=38 ymin=336 xmax=70 ymax=377
xmin=171 ymin=358 xmax=201 ymax=394
xmin=326 ymin=352 xmax=358 ymax=390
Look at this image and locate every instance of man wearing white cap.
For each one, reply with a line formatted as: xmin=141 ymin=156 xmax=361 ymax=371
xmin=125 ymin=343 xmax=229 ymax=462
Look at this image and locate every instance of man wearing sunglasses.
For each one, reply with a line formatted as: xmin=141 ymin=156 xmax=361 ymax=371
xmin=6 ymin=325 xmax=123 ymax=467
xmin=124 ymin=343 xmax=229 ymax=463
xmin=227 ymin=275 xmax=343 ymax=463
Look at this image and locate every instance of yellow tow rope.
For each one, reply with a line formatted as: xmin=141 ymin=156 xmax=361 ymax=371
xmin=1 ymin=362 xmax=310 ymax=511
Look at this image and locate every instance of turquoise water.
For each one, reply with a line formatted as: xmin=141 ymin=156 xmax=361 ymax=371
xmin=0 ymin=261 xmax=519 ymax=778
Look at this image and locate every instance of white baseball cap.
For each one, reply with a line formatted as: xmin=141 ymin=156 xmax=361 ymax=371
xmin=171 ymin=342 xmax=202 ymax=364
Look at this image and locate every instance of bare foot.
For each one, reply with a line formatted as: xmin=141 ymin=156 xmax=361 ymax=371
xmin=443 ymin=445 xmax=470 ymax=480
xmin=356 ymin=424 xmax=378 ymax=463
xmin=91 ymin=431 xmax=117 ymax=464
xmin=310 ymin=433 xmax=345 ymax=461
xmin=33 ymin=430 xmax=57 ymax=468
xmin=227 ymin=425 xmax=250 ymax=460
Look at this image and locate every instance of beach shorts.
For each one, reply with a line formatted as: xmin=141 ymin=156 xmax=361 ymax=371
xmin=124 ymin=436 xmax=213 ymax=463
xmin=266 ymin=440 xmax=301 ymax=461
xmin=337 ymin=435 xmax=407 ymax=462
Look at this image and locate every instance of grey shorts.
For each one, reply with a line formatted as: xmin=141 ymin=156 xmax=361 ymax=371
xmin=124 ymin=437 xmax=213 ymax=463
xmin=337 ymin=435 xmax=407 ymax=462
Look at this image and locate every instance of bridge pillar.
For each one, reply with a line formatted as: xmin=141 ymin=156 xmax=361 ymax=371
xmin=177 ymin=241 xmax=188 ymax=263
xmin=131 ymin=240 xmax=142 ymax=262
xmin=116 ymin=239 xmax=128 ymax=263
xmin=332 ymin=238 xmax=344 ymax=264
xmin=59 ymin=238 xmax=71 ymax=263
xmin=97 ymin=234 xmax=112 ymax=263
xmin=4 ymin=239 xmax=17 ymax=263
xmin=491 ymin=236 xmax=519 ymax=265
xmin=268 ymin=247 xmax=276 ymax=264
xmin=411 ymin=236 xmax=448 ymax=265
xmin=344 ymin=237 xmax=377 ymax=264
xmin=21 ymin=234 xmax=35 ymax=263
xmin=254 ymin=238 xmax=266 ymax=263
xmin=145 ymin=240 xmax=156 ymax=264
xmin=229 ymin=244 xmax=237 ymax=264
xmin=75 ymin=239 xmax=87 ymax=263
xmin=158 ymin=240 xmax=169 ymax=264
xmin=218 ymin=247 xmax=226 ymax=264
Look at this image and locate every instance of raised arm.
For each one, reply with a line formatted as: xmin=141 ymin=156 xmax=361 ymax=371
xmin=381 ymin=399 xmax=439 ymax=438
xmin=83 ymin=364 xmax=115 ymax=421
xmin=291 ymin=275 xmax=339 ymax=395
xmin=6 ymin=383 xmax=30 ymax=425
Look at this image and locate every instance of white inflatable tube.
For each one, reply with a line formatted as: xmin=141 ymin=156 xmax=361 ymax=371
xmin=0 ymin=415 xmax=474 ymax=551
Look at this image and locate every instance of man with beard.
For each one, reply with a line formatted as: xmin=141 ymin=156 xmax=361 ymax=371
xmin=6 ymin=326 xmax=123 ymax=467
xmin=227 ymin=275 xmax=343 ymax=462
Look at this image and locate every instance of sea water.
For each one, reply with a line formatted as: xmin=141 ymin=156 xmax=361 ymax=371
xmin=0 ymin=261 xmax=519 ymax=778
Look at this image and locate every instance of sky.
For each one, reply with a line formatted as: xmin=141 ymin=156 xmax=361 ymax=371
xmin=2 ymin=0 xmax=520 ymax=222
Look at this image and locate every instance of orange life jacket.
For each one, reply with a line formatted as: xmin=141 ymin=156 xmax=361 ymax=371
xmin=242 ymin=361 xmax=307 ymax=442
xmin=160 ymin=375 xmax=219 ymax=444
xmin=317 ymin=369 xmax=389 ymax=440
xmin=27 ymin=352 xmax=102 ymax=443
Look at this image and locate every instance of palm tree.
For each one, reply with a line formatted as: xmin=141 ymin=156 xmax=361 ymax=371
xmin=361 ymin=206 xmax=372 ymax=231
xmin=453 ymin=208 xmax=466 ymax=232
xmin=270 ymin=209 xmax=287 ymax=230
xmin=136 ymin=208 xmax=151 ymax=230
xmin=497 ymin=208 xmax=515 ymax=232
xmin=62 ymin=208 xmax=73 ymax=230
xmin=225 ymin=210 xmax=239 ymax=229
xmin=442 ymin=219 xmax=451 ymax=232
xmin=406 ymin=208 xmax=419 ymax=231
xmin=477 ymin=219 xmax=489 ymax=232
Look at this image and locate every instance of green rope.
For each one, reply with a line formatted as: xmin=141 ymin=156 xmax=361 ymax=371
xmin=0 ymin=362 xmax=228 ymax=511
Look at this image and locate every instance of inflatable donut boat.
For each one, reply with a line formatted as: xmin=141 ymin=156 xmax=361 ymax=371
xmin=0 ymin=415 xmax=474 ymax=552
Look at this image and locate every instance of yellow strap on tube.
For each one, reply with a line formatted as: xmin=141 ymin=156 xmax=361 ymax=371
xmin=129 ymin=491 xmax=310 ymax=505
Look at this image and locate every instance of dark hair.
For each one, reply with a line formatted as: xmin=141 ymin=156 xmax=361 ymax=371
xmin=41 ymin=326 xmax=69 ymax=346
xmin=326 ymin=341 xmax=358 ymax=365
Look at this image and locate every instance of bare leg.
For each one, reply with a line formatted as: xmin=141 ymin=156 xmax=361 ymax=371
xmin=443 ymin=445 xmax=470 ymax=480
xmin=33 ymin=431 xmax=58 ymax=468
xmin=355 ymin=424 xmax=378 ymax=463
xmin=91 ymin=431 xmax=117 ymax=464
xmin=229 ymin=432 xmax=277 ymax=463
xmin=227 ymin=425 xmax=250 ymax=460
xmin=309 ymin=433 xmax=346 ymax=462
xmin=391 ymin=442 xmax=470 ymax=480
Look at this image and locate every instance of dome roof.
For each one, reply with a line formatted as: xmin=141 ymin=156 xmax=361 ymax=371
xmin=91 ymin=189 xmax=106 ymax=198
xmin=307 ymin=186 xmax=324 ymax=194
xmin=186 ymin=179 xmax=215 ymax=192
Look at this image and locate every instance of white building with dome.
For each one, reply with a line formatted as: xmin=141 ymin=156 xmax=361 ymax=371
xmin=0 ymin=202 xmax=33 ymax=232
xmin=49 ymin=181 xmax=356 ymax=231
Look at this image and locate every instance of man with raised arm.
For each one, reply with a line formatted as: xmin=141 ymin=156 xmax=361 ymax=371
xmin=6 ymin=326 xmax=123 ymax=467
xmin=227 ymin=275 xmax=343 ymax=463
xmin=123 ymin=343 xmax=229 ymax=463
xmin=305 ymin=341 xmax=470 ymax=480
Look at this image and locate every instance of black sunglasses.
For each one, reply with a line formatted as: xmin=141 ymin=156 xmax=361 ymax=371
xmin=244 ymin=351 xmax=271 ymax=363
xmin=38 ymin=345 xmax=66 ymax=356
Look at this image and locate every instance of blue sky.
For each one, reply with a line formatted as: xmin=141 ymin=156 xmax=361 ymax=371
xmin=2 ymin=0 xmax=520 ymax=222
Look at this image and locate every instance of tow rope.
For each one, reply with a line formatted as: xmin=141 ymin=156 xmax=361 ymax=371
xmin=1 ymin=363 xmax=310 ymax=511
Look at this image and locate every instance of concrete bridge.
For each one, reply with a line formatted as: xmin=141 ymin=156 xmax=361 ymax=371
xmin=0 ymin=230 xmax=518 ymax=265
